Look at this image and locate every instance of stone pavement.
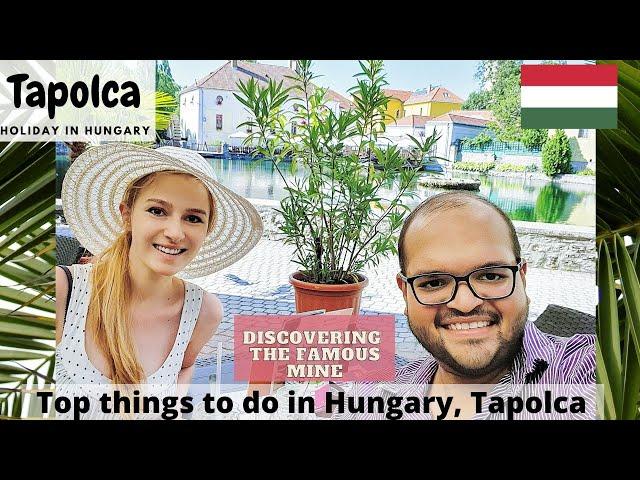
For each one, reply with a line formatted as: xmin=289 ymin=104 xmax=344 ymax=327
xmin=190 ymin=238 xmax=597 ymax=373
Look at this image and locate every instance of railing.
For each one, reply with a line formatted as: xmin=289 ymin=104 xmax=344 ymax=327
xmin=228 ymin=145 xmax=255 ymax=155
xmin=158 ymin=140 xmax=225 ymax=154
xmin=460 ymin=140 xmax=542 ymax=155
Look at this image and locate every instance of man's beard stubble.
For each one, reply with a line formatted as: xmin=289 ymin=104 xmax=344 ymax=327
xmin=407 ymin=303 xmax=529 ymax=380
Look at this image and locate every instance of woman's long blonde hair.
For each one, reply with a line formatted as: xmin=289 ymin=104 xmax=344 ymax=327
xmin=86 ymin=171 xmax=216 ymax=385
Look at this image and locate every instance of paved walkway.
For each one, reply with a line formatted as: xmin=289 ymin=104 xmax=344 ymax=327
xmin=190 ymin=238 xmax=597 ymax=375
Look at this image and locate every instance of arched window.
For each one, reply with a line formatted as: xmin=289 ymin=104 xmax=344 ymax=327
xmin=216 ymin=95 xmax=223 ymax=105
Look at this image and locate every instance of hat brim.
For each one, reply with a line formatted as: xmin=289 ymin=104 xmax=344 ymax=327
xmin=61 ymin=143 xmax=263 ymax=278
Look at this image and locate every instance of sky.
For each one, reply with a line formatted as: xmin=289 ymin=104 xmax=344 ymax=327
xmin=168 ymin=60 xmax=482 ymax=100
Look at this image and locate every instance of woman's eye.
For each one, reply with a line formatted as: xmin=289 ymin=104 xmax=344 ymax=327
xmin=186 ymin=215 xmax=204 ymax=224
xmin=148 ymin=207 xmax=165 ymax=216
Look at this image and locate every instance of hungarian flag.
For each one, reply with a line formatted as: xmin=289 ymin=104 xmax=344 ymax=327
xmin=521 ymin=64 xmax=618 ymax=129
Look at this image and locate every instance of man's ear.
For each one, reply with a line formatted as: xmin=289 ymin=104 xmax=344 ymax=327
xmin=520 ymin=260 xmax=527 ymax=289
xmin=396 ymin=274 xmax=409 ymax=317
xmin=396 ymin=273 xmax=407 ymax=298
xmin=119 ymin=203 xmax=131 ymax=230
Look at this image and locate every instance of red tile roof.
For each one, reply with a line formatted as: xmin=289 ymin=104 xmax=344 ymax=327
xmin=383 ymin=89 xmax=413 ymax=102
xmin=451 ymin=110 xmax=495 ymax=121
xmin=181 ymin=61 xmax=352 ymax=110
xmin=404 ymin=87 xmax=464 ymax=106
xmin=430 ymin=110 xmax=493 ymax=126
xmin=392 ymin=115 xmax=432 ymax=127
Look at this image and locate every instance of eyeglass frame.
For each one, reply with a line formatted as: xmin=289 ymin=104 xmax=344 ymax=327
xmin=398 ymin=259 xmax=526 ymax=306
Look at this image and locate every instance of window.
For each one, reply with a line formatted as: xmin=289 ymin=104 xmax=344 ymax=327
xmin=578 ymin=129 xmax=589 ymax=138
xmin=246 ymin=117 xmax=253 ymax=133
xmin=292 ymin=124 xmax=297 ymax=134
xmin=216 ymin=95 xmax=223 ymax=105
xmin=443 ymin=92 xmax=449 ymax=98
xmin=396 ymin=109 xmax=400 ymax=118
xmin=216 ymin=114 xmax=222 ymax=130
xmin=420 ymin=108 xmax=423 ymax=115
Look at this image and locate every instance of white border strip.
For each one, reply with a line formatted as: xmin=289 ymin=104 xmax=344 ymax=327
xmin=521 ymin=86 xmax=617 ymax=108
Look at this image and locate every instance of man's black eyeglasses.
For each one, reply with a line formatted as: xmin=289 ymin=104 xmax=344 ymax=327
xmin=398 ymin=259 xmax=525 ymax=306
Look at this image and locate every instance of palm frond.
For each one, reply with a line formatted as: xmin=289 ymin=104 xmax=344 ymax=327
xmin=0 ymin=142 xmax=56 ymax=419
xmin=597 ymin=60 xmax=640 ymax=419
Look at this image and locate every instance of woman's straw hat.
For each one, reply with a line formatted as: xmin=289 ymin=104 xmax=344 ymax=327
xmin=61 ymin=143 xmax=263 ymax=278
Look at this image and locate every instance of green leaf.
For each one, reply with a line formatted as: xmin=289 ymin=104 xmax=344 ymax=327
xmin=0 ymin=349 xmax=49 ymax=360
xmin=598 ymin=241 xmax=623 ymax=416
xmin=0 ymin=373 xmax=21 ymax=384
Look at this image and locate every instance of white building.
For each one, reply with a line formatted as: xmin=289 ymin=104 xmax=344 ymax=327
xmin=384 ymin=115 xmax=429 ymax=143
xmin=423 ymin=110 xmax=494 ymax=160
xmin=179 ymin=61 xmax=352 ymax=146
xmin=385 ymin=110 xmax=494 ymax=160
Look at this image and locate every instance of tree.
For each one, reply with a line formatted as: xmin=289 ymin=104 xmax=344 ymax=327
xmin=155 ymin=61 xmax=180 ymax=139
xmin=541 ymin=129 xmax=572 ymax=176
xmin=156 ymin=60 xmax=180 ymax=100
xmin=473 ymin=60 xmax=570 ymax=144
xmin=483 ymin=60 xmax=523 ymax=142
xmin=462 ymin=90 xmax=491 ymax=110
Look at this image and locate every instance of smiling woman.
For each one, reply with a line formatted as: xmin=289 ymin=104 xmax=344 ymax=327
xmin=55 ymin=143 xmax=263 ymax=416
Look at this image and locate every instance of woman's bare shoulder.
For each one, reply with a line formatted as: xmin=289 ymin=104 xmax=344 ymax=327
xmin=182 ymin=291 xmax=223 ymax=368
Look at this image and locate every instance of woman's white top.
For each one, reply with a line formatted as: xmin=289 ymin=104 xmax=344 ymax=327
xmin=55 ymin=263 xmax=204 ymax=419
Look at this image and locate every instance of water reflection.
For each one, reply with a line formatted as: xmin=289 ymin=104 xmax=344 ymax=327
xmin=56 ymin=155 xmax=596 ymax=227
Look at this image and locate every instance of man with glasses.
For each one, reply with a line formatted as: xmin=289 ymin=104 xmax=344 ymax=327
xmin=394 ymin=192 xmax=594 ymax=412
xmin=331 ymin=191 xmax=595 ymax=419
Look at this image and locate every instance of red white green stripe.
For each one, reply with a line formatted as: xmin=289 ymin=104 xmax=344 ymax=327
xmin=521 ymin=64 xmax=618 ymax=129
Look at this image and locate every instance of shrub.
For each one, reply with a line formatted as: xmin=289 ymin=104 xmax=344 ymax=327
xmin=236 ymin=60 xmax=438 ymax=284
xmin=452 ymin=161 xmax=496 ymax=173
xmin=541 ymin=130 xmax=572 ymax=176
xmin=520 ymin=129 xmax=548 ymax=150
xmin=495 ymin=163 xmax=538 ymax=173
xmin=577 ymin=167 xmax=595 ymax=176
xmin=460 ymin=132 xmax=493 ymax=149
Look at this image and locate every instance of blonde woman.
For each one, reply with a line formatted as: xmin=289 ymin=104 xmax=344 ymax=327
xmin=55 ymin=144 xmax=263 ymax=408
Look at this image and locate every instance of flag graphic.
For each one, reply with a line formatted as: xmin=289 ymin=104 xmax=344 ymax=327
xmin=521 ymin=64 xmax=618 ymax=129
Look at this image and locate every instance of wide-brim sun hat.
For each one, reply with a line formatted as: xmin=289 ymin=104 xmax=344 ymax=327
xmin=61 ymin=143 xmax=264 ymax=278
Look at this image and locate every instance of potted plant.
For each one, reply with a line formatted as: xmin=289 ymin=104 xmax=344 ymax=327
xmin=235 ymin=60 xmax=439 ymax=313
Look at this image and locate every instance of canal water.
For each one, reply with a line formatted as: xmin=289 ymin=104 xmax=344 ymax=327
xmin=56 ymin=155 xmax=595 ymax=227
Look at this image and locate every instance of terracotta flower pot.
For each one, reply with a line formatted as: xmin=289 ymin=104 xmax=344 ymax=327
xmin=289 ymin=271 xmax=369 ymax=314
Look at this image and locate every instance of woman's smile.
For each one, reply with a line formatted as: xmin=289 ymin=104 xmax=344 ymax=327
xmin=153 ymin=244 xmax=187 ymax=256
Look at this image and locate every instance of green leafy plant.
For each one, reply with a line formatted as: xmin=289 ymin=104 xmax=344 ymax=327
xmin=452 ymin=161 xmax=496 ymax=173
xmin=521 ymin=128 xmax=548 ymax=149
xmin=597 ymin=60 xmax=640 ymax=419
xmin=541 ymin=129 xmax=573 ymax=176
xmin=0 ymin=142 xmax=56 ymax=419
xmin=495 ymin=163 xmax=538 ymax=173
xmin=235 ymin=60 xmax=439 ymax=284
xmin=577 ymin=167 xmax=595 ymax=176
xmin=460 ymin=132 xmax=493 ymax=149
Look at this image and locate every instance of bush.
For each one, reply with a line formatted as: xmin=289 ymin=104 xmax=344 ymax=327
xmin=460 ymin=132 xmax=493 ymax=149
xmin=520 ymin=129 xmax=548 ymax=149
xmin=541 ymin=130 xmax=572 ymax=176
xmin=453 ymin=161 xmax=496 ymax=173
xmin=577 ymin=167 xmax=595 ymax=176
xmin=495 ymin=163 xmax=538 ymax=173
